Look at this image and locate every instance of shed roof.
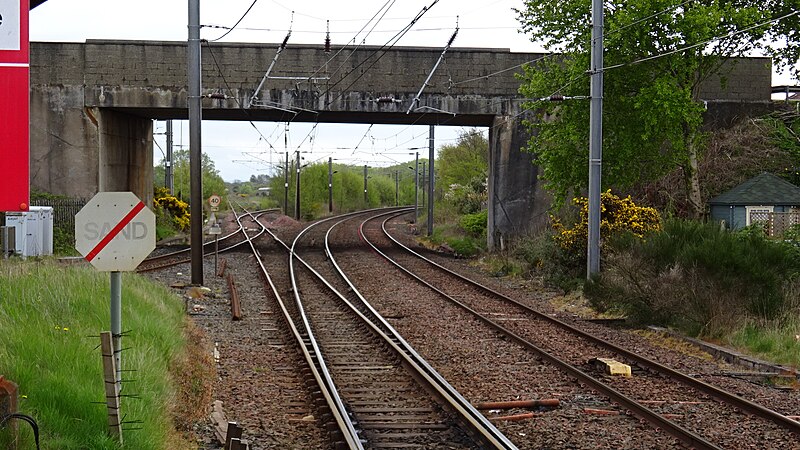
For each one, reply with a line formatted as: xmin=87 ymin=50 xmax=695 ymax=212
xmin=709 ymin=172 xmax=800 ymax=206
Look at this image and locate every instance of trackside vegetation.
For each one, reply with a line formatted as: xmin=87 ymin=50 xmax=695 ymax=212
xmin=586 ymin=220 xmax=800 ymax=364
xmin=0 ymin=259 xmax=205 ymax=449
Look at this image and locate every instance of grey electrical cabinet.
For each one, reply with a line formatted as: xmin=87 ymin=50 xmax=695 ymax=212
xmin=4 ymin=206 xmax=54 ymax=257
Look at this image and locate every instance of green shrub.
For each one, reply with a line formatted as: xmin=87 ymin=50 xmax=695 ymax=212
xmin=460 ymin=210 xmax=488 ymax=237
xmin=514 ymin=230 xmax=585 ymax=292
xmin=447 ymin=236 xmax=483 ymax=257
xmin=587 ymin=219 xmax=800 ymax=335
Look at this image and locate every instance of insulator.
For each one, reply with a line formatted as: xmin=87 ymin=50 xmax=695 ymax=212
xmin=549 ymin=94 xmax=565 ymax=102
xmin=325 ymin=20 xmax=331 ymax=53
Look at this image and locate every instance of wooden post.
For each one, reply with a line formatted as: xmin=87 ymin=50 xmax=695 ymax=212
xmin=100 ymin=331 xmax=123 ymax=443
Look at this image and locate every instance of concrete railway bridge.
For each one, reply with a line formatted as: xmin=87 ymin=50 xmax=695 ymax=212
xmin=30 ymin=40 xmax=772 ymax=247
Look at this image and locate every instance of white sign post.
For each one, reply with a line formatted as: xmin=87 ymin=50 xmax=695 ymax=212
xmin=75 ymin=192 xmax=155 ymax=437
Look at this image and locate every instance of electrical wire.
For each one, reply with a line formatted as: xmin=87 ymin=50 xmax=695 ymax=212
xmin=603 ymin=10 xmax=799 ymax=72
xmin=322 ymin=0 xmax=440 ymax=106
xmin=203 ymin=41 xmax=284 ymax=153
xmin=203 ymin=24 xmax=519 ymax=34
xmin=210 ymin=0 xmax=260 ymax=42
xmin=601 ymin=0 xmax=693 ymax=41
xmin=450 ymin=54 xmax=552 ymax=87
xmin=352 ymin=124 xmax=374 ymax=155
xmin=303 ymin=0 xmax=396 ymax=85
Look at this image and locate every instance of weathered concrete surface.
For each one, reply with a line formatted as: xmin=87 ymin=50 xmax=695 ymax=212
xmin=30 ymin=84 xmax=99 ymax=199
xmin=488 ymin=115 xmax=548 ymax=250
xmin=29 ymin=40 xmax=774 ymax=244
xmin=97 ymin=109 xmax=154 ymax=206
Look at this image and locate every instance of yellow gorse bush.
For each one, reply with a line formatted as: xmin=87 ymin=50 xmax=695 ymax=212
xmin=552 ymin=190 xmax=661 ymax=251
xmin=154 ymin=187 xmax=191 ymax=231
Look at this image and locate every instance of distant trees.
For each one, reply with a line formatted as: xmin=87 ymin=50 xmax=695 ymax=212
xmin=438 ymin=130 xmax=488 ymax=214
xmin=154 ymin=149 xmax=226 ymax=202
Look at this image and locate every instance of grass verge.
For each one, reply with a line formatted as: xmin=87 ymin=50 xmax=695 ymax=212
xmin=0 ymin=258 xmax=207 ymax=449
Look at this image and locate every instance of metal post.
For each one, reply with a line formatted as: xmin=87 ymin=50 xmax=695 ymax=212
xmin=328 ymin=157 xmax=333 ymax=213
xmin=587 ymin=0 xmax=604 ymax=278
xmin=421 ymin=161 xmax=427 ymax=209
xmin=427 ymin=125 xmax=435 ymax=236
xmin=284 ymin=151 xmax=289 ymax=215
xmin=295 ymin=151 xmax=301 ymax=220
xmin=188 ymin=0 xmax=203 ymax=285
xmin=110 ymin=271 xmax=122 ymax=386
xmin=395 ymin=171 xmax=399 ymax=206
xmin=214 ymin=234 xmax=219 ymax=276
xmin=363 ymin=165 xmax=368 ymax=205
xmin=414 ymin=152 xmax=419 ymax=223
xmin=165 ymin=120 xmax=174 ymax=193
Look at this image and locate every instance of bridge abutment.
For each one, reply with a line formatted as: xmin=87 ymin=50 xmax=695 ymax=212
xmin=488 ymin=115 xmax=550 ymax=251
xmin=97 ymin=109 xmax=153 ymax=206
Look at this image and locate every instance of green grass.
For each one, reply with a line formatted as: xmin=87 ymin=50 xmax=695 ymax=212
xmin=0 ymin=259 xmax=191 ymax=449
xmin=730 ymin=320 xmax=800 ymax=368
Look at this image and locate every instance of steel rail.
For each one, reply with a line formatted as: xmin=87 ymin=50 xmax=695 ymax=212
xmin=358 ymin=211 xmax=721 ymax=450
xmin=377 ymin=211 xmax=800 ymax=437
xmin=231 ymin=204 xmax=361 ymax=449
xmin=138 ymin=207 xmax=280 ymax=270
xmin=324 ymin=214 xmax=518 ymax=449
xmin=261 ymin=207 xmax=514 ymax=448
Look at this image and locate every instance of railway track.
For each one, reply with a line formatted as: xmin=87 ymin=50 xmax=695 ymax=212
xmin=348 ymin=210 xmax=800 ymax=449
xmin=136 ymin=207 xmax=280 ymax=272
xmin=248 ymin=207 xmax=517 ymax=449
xmin=141 ymin=205 xmax=799 ymax=448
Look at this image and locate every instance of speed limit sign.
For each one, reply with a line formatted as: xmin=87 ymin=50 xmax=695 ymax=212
xmin=208 ymin=194 xmax=221 ymax=211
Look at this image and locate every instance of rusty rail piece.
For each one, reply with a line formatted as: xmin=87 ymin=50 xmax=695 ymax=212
xmin=226 ymin=273 xmax=242 ymax=321
xmin=362 ymin=215 xmax=800 ymax=445
xmin=475 ymin=399 xmax=560 ymax=410
xmin=374 ymin=211 xmax=800 ymax=438
xmin=137 ymin=207 xmax=280 ymax=273
xmin=356 ymin=210 xmax=721 ymax=450
xmin=217 ymin=258 xmax=227 ymax=277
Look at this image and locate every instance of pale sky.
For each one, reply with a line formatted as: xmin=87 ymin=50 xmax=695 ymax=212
xmin=30 ymin=0 xmax=797 ymax=182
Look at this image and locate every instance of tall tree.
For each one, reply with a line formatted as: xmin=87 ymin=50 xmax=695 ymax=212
xmin=516 ymin=0 xmax=799 ymax=217
xmin=437 ymin=129 xmax=488 ymax=189
xmin=154 ymin=149 xmax=226 ymax=201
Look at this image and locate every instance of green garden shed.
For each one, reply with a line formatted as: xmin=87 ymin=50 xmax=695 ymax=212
xmin=709 ymin=172 xmax=800 ymax=231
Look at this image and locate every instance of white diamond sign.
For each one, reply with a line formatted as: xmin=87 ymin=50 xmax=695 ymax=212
xmin=75 ymin=192 xmax=155 ymax=271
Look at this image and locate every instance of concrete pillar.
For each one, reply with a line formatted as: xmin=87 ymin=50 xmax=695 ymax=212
xmin=97 ymin=109 xmax=154 ymax=206
xmin=29 ymin=85 xmax=100 ymax=199
xmin=487 ymin=115 xmax=549 ymax=251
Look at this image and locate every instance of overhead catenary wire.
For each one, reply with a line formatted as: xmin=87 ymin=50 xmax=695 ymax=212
xmin=322 ymin=0 xmax=441 ymax=106
xmin=304 ymin=0 xmax=397 ymax=86
xmin=210 ymin=0 xmax=260 ymax=42
xmin=203 ymin=41 xmax=285 ymax=153
xmin=352 ymin=124 xmax=374 ymax=155
xmin=602 ymin=9 xmax=800 ymax=72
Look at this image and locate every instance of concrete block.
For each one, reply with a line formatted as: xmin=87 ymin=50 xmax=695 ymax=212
xmin=592 ymin=358 xmax=632 ymax=377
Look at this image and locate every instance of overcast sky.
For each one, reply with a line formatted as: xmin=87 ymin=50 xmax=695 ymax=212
xmin=30 ymin=0 xmax=797 ymax=182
